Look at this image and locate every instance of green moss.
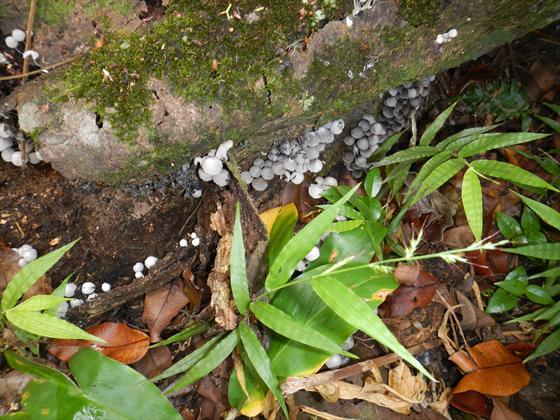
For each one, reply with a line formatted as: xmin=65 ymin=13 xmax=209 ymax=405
xmin=36 ymin=0 xmax=76 ymax=28
xmin=398 ymin=0 xmax=442 ymax=27
xmin=84 ymin=0 xmax=135 ymax=17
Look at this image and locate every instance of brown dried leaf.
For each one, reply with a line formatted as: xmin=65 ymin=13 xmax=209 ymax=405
xmin=182 ymin=268 xmax=202 ymax=311
xmin=381 ymin=271 xmax=439 ymax=318
xmin=490 ymin=397 xmax=523 ymax=420
xmin=133 ymin=346 xmax=172 ymax=378
xmin=393 ymin=263 xmax=420 ymax=286
xmin=443 ymin=225 xmax=474 ymax=249
xmin=456 ymin=291 xmax=496 ymax=330
xmin=450 ymin=390 xmax=492 ymax=417
xmin=429 ymin=388 xmax=453 ymax=420
xmin=48 ymin=322 xmax=149 ymax=364
xmin=0 ymin=370 xmax=32 ymax=398
xmin=143 ymin=279 xmax=190 ymax=342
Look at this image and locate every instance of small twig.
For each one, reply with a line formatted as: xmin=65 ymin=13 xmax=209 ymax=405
xmin=0 ymin=54 xmax=82 ymax=81
xmin=22 ymin=0 xmax=37 ymax=82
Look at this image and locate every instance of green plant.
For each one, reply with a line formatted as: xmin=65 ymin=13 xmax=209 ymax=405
xmin=496 ymin=207 xmax=547 ymax=245
xmin=1 ymin=240 xmax=103 ymax=344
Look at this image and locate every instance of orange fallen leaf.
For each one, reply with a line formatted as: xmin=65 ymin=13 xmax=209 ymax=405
xmin=48 ymin=322 xmax=149 ymax=364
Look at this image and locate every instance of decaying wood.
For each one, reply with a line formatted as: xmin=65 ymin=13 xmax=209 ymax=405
xmin=281 ymin=339 xmax=441 ymax=395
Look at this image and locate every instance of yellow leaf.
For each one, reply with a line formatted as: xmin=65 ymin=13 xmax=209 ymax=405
xmin=259 ymin=203 xmax=298 ymax=234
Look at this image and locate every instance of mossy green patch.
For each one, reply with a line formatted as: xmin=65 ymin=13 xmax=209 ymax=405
xmin=36 ymin=0 xmax=76 ymax=28
xmin=398 ymin=0 xmax=442 ymax=27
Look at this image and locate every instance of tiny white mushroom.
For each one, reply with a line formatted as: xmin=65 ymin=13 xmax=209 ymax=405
xmin=192 ymin=189 xmax=203 ymax=198
xmin=11 ymin=29 xmax=26 ymax=42
xmin=212 ymin=168 xmax=230 ymax=187
xmin=81 ymin=282 xmax=96 ymax=295
xmin=305 ymin=246 xmax=320 ymax=262
xmin=240 ymin=170 xmax=253 ymax=184
xmin=18 ymin=258 xmax=26 ymax=267
xmin=308 ymin=159 xmax=323 ymax=173
xmin=57 ymin=301 xmax=69 ymax=318
xmin=11 ymin=153 xmax=23 ymax=167
xmin=190 ymin=232 xmax=197 ymax=239
xmin=261 ymin=166 xmax=274 ymax=180
xmin=435 ymin=34 xmax=444 ymax=44
xmin=135 ymin=271 xmax=145 ymax=279
xmin=251 ymin=177 xmax=268 ymax=191
xmin=201 ymin=156 xmax=223 ymax=176
xmin=325 ymin=354 xmax=343 ymax=369
xmin=133 ymin=262 xmax=144 ymax=273
xmin=448 ymin=28 xmax=458 ymax=38
xmin=0 ymin=138 xmax=12 ymax=151
xmin=272 ymin=162 xmax=284 ymax=176
xmin=191 ymin=237 xmax=200 ymax=246
xmin=253 ymin=158 xmax=265 ymax=167
xmin=342 ymin=336 xmax=355 ymax=351
xmin=64 ymin=283 xmax=78 ymax=298
xmin=101 ymin=283 xmax=111 ymax=292
xmin=70 ymin=299 xmax=84 ymax=308
xmin=296 ymin=260 xmax=307 ymax=272
xmin=21 ymin=248 xmax=37 ymax=262
xmin=28 ymin=152 xmax=41 ymax=164
xmin=350 ymin=127 xmax=364 ymax=139
xmin=179 ymin=239 xmax=188 ymax=247
xmin=330 ymin=119 xmax=345 ymax=135
xmin=198 ymin=168 xmax=213 ymax=181
xmin=343 ymin=136 xmax=355 ymax=146
xmin=308 ymin=184 xmax=323 ymax=199
xmin=22 ymin=50 xmax=39 ymax=61
xmin=283 ymin=159 xmax=297 ymax=172
xmin=323 ymin=176 xmax=338 ymax=187
xmin=144 ymin=256 xmax=158 ymax=269
xmin=290 ymin=172 xmax=304 ymax=184
xmin=249 ymin=165 xmax=261 ymax=178
xmin=5 ymin=36 xmax=18 ymax=49
xmin=363 ymin=114 xmax=375 ymax=124
xmin=215 ymin=140 xmax=233 ymax=160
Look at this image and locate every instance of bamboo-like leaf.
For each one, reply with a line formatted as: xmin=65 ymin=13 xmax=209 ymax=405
xmin=153 ymin=335 xmax=223 ymax=381
xmin=437 ymin=124 xmax=502 ymax=150
xmin=370 ymin=131 xmax=403 ymax=160
xmin=238 ymin=323 xmax=288 ymax=418
xmin=311 ymin=277 xmax=433 ymax=379
xmin=149 ymin=322 xmax=210 ymax=349
xmin=412 ymin=159 xmax=465 ymax=204
xmin=388 ymin=162 xmax=411 ymax=197
xmin=268 ymin=204 xmax=298 ymax=266
xmin=536 ymin=115 xmax=560 ymax=133
xmin=5 ymin=309 xmax=104 ymax=342
xmin=328 ymin=220 xmax=363 ymax=233
xmin=374 ymin=146 xmax=440 ymax=167
xmin=419 ymin=101 xmax=457 ymax=146
xmin=167 ymin=331 xmax=238 ymax=393
xmin=406 ymin=151 xmax=453 ymax=201
xmin=250 ymin=301 xmax=356 ymax=359
xmin=462 ymin=168 xmax=483 ymax=242
xmin=231 ymin=204 xmax=250 ymax=314
xmin=364 ymin=168 xmax=382 ymax=198
xmin=525 ymin=328 xmax=560 ymax=362
xmin=458 ymin=132 xmax=550 ymax=158
xmin=14 ymin=295 xmax=67 ymax=312
xmin=503 ymin=243 xmax=560 ymax=260
xmin=265 ymin=185 xmax=359 ymax=291
xmin=1 ymin=239 xmax=79 ymax=311
xmin=471 ymin=160 xmax=559 ymax=191
xmin=518 ymin=194 xmax=560 ymax=231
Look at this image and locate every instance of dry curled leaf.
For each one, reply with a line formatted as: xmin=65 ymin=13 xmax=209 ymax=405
xmin=142 ymin=278 xmax=190 ymax=342
xmin=381 ymin=270 xmax=439 ymax=318
xmin=48 ymin=322 xmax=149 ymax=364
xmin=133 ymin=346 xmax=172 ymax=378
xmin=456 ymin=291 xmax=496 ymax=330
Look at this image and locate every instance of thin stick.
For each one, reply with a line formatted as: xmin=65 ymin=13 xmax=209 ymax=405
xmin=0 ymin=55 xmax=81 ymax=81
xmin=22 ymin=0 xmax=37 ymax=82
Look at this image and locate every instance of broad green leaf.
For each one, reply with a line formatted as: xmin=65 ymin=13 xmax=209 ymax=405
xmin=405 ymin=151 xmax=453 ymax=201
xmin=458 ymin=132 xmax=550 ymax=158
xmin=518 ymin=194 xmax=560 ymax=232
xmin=4 ymin=350 xmax=77 ymax=388
xmin=231 ymin=203 xmax=250 ymax=315
xmin=462 ymin=168 xmax=483 ymax=242
xmin=364 ymin=168 xmax=382 ymax=198
xmin=504 ymin=243 xmax=560 ymax=260
xmin=14 ymin=295 xmax=67 ymax=312
xmin=470 ymin=160 xmax=559 ymax=191
xmin=388 ymin=162 xmax=411 ymax=198
xmin=521 ymin=207 xmax=541 ymax=234
xmin=437 ymin=124 xmax=502 ymax=150
xmin=311 ymin=276 xmax=432 ymax=379
xmin=1 ymin=239 xmax=79 ymax=311
xmin=486 ymin=288 xmax=519 ymax=313
xmin=149 ymin=322 xmax=209 ymax=349
xmin=419 ymin=101 xmax=457 ymax=146
xmin=153 ymin=335 xmax=223 ymax=381
xmin=525 ymin=285 xmax=555 ymax=305
xmin=525 ymin=328 xmax=560 ymax=362
xmin=374 ymin=146 xmax=439 ymax=167
xmin=70 ymin=348 xmax=181 ymax=419
xmin=238 ymin=323 xmax=288 ymax=418
xmin=268 ymin=204 xmax=298 ymax=266
xmin=5 ymin=310 xmax=104 ymax=342
xmin=412 ymin=159 xmax=465 ymax=204
xmin=495 ymin=267 xmax=528 ymax=297
xmin=328 ymin=220 xmax=363 ymax=233
xmin=228 ymin=348 xmax=267 ymax=417
xmin=167 ymin=331 xmax=238 ymax=393
xmin=265 ymin=185 xmax=359 ymax=291
xmin=496 ymin=212 xmax=523 ymax=239
xmin=536 ymin=115 xmax=560 ymax=133
xmin=370 ymin=131 xmax=403 ymax=160
xmin=250 ymin=301 xmax=355 ymax=359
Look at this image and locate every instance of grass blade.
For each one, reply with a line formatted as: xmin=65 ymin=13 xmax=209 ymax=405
xmin=374 ymin=146 xmax=440 ymax=167
xmin=412 ymin=159 xmax=465 ymax=204
xmin=149 ymin=322 xmax=210 ymax=348
xmin=311 ymin=277 xmax=433 ymax=379
xmin=167 ymin=331 xmax=238 ymax=393
xmin=536 ymin=115 xmax=560 ymax=133
xmin=518 ymin=194 xmax=560 ymax=231
xmin=5 ymin=310 xmax=104 ymax=342
xmin=419 ymin=101 xmax=457 ymax=146
xmin=238 ymin=323 xmax=288 ymax=418
xmin=458 ymin=132 xmax=550 ymax=158
xmin=503 ymin=243 xmax=560 ymax=260
xmin=437 ymin=124 xmax=502 ymax=150
xmin=1 ymin=239 xmax=79 ymax=311
xmin=471 ymin=160 xmax=558 ymax=191
xmin=231 ymin=203 xmax=250 ymax=314
xmin=462 ymin=168 xmax=483 ymax=242
xmin=250 ymin=301 xmax=356 ymax=359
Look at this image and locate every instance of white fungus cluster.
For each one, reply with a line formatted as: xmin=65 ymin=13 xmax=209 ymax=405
xmin=242 ymin=120 xmax=345 ymax=191
xmin=132 ymin=255 xmax=158 ymax=279
xmin=179 ymin=232 xmax=200 ymax=248
xmin=0 ymin=123 xmax=43 ymax=167
xmin=308 ymin=176 xmax=338 ymax=199
xmin=325 ymin=336 xmax=355 ymax=369
xmin=60 ymin=281 xmax=111 ymax=316
xmin=194 ymin=140 xmax=233 ymax=187
xmin=12 ymin=244 xmax=38 ymax=267
xmin=342 ymin=77 xmax=434 ymax=177
xmin=4 ymin=29 xmax=25 ymax=50
xmin=435 ymin=28 xmax=458 ymax=44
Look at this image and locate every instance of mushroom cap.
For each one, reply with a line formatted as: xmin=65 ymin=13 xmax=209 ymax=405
xmin=253 ymin=157 xmax=265 ymax=167
xmin=251 ymin=177 xmax=268 ymax=191
xmin=21 ymin=248 xmax=37 ymax=262
xmin=28 ymin=152 xmax=41 ymax=165
xmin=191 ymin=237 xmax=200 ymax=246
xmin=81 ymin=282 xmax=96 ymax=295
xmin=201 ymin=156 xmax=223 ymax=176
xmin=290 ymin=172 xmax=304 ymax=184
xmin=5 ymin=36 xmax=17 ymax=49
xmin=355 ymin=156 xmax=368 ymax=168
xmin=305 ymin=132 xmax=321 ymax=147
xmin=308 ymin=184 xmax=323 ymax=199
xmin=362 ymin=114 xmax=375 ymax=124
xmin=198 ymin=168 xmax=213 ymax=181
xmin=448 ymin=28 xmax=458 ymax=38
xmin=388 ymin=87 xmax=399 ymax=96
xmin=215 ymin=140 xmax=233 ymax=160
xmin=356 ymin=138 xmax=369 ymax=150
xmin=385 ymin=97 xmax=397 ymax=107
xmin=101 ymin=283 xmax=112 ymax=292
xmin=308 ymin=159 xmax=323 ymax=173
xmin=212 ymin=168 xmax=230 ymax=187
xmin=283 ymin=158 xmax=297 ymax=172
xmin=323 ymin=176 xmax=338 ymax=187
xmin=382 ymin=107 xmax=394 ymax=118
xmin=435 ymin=34 xmax=444 ymax=44
xmin=261 ymin=166 xmax=274 ymax=180
xmin=249 ymin=165 xmax=262 ymax=178
xmin=350 ymin=127 xmax=364 ymax=139
xmin=135 ymin=272 xmax=145 ymax=279
xmin=342 ymin=152 xmax=355 ymax=163
xmin=330 ymin=119 xmax=345 ymax=135
xmin=133 ymin=262 xmax=145 ymax=272
xmin=358 ymin=119 xmax=370 ymax=131
xmin=272 ymin=161 xmax=285 ymax=176
xmin=0 ymin=137 xmax=12 ymax=151
xmin=11 ymin=152 xmax=23 ymax=166
xmin=11 ymin=29 xmax=25 ymax=42
xmin=64 ymin=283 xmax=77 ymax=298
xmin=240 ymin=170 xmax=253 ymax=184
xmin=325 ymin=354 xmax=343 ymax=369
xmin=307 ymin=147 xmax=320 ymax=160
xmin=343 ymin=136 xmax=355 ymax=146
xmin=408 ymin=88 xmax=418 ymax=99
xmin=305 ymin=246 xmax=320 ymax=262
xmin=145 ymin=256 xmax=158 ymax=268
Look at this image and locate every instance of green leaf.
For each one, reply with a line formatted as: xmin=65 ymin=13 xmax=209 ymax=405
xmin=495 ymin=267 xmax=528 ymax=297
xmin=153 ymin=335 xmax=223 ymax=381
xmin=45 ymin=272 xmax=74 ymax=316
xmin=405 ymin=151 xmax=453 ymax=201
xmin=231 ymin=203 xmax=250 ymax=315
xmin=486 ymin=288 xmax=519 ymax=313
xmin=70 ymin=348 xmax=181 ymax=419
xmin=521 ymin=207 xmax=541 ymax=234
xmin=437 ymin=124 xmax=502 ymax=150
xmin=510 ymin=301 xmax=560 ymax=322
xmin=374 ymin=146 xmax=440 ymax=167
xmin=525 ymin=285 xmax=555 ymax=305
xmin=412 ymin=159 xmax=465 ymax=204
xmin=4 ymin=350 xmax=77 ymax=388
xmin=149 ymin=322 xmax=210 ymax=349
xmin=238 ymin=323 xmax=288 ymax=418
xmin=504 ymin=243 xmax=560 ymax=260
xmin=265 ymin=185 xmax=359 ymax=291
xmin=1 ymin=239 xmax=79 ymax=311
xmin=525 ymin=328 xmax=560 ymax=362
xmin=250 ymin=301 xmax=355 ymax=359
xmin=419 ymin=101 xmax=457 ymax=146
xmin=370 ymin=131 xmax=403 ymax=160
xmin=268 ymin=205 xmax=299 ymax=266
xmin=328 ymin=220 xmax=363 ymax=233
xmin=458 ymin=132 xmax=550 ymax=158
xmin=167 ymin=331 xmax=238 ymax=393
xmin=13 ymin=295 xmax=67 ymax=312
xmin=470 ymin=160 xmax=559 ymax=191
xmin=528 ymin=266 xmax=560 ymax=281
xmin=496 ymin=212 xmax=523 ymax=239
xmin=518 ymin=194 xmax=560 ymax=232
xmin=5 ymin=310 xmax=104 ymax=342
xmin=462 ymin=168 xmax=483 ymax=242
xmin=364 ymin=168 xmax=382 ymax=198
xmin=545 ymin=103 xmax=560 ymax=115
xmin=536 ymin=115 xmax=560 ymax=133
xmin=311 ymin=276 xmax=433 ymax=379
